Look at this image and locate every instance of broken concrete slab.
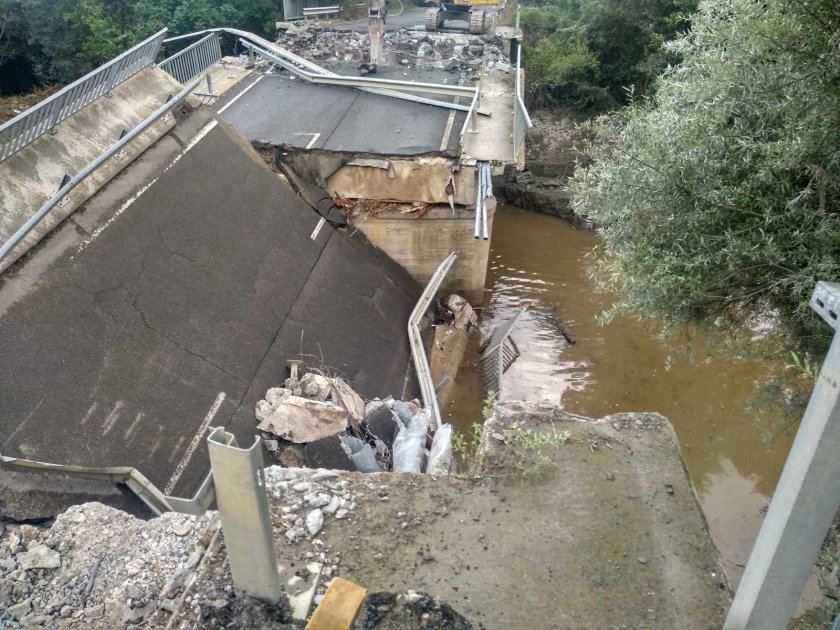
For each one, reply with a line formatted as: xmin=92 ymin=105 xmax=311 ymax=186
xmin=304 ymin=435 xmax=355 ymax=471
xmin=258 ymin=396 xmax=349 ymax=443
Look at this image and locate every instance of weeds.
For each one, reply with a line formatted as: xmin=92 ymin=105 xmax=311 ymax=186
xmin=454 ymin=391 xmax=571 ymax=482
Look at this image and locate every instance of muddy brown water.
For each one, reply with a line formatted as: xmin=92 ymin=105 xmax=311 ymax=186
xmin=443 ymin=205 xmax=818 ymax=602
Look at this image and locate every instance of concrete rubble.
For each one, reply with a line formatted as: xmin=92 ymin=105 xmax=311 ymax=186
xmin=256 ymin=367 xmax=455 ymax=475
xmin=274 ymin=26 xmax=509 ymax=75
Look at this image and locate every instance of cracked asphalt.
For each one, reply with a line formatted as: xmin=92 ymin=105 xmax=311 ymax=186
xmin=0 ymin=111 xmax=420 ymax=515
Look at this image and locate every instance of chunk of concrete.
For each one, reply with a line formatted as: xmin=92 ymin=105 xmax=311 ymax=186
xmin=304 ymin=434 xmax=355 ymax=471
xmin=365 ymin=404 xmax=400 ymax=447
xmin=17 ymin=545 xmax=60 ymax=570
xmin=300 ymin=373 xmax=332 ymax=401
xmin=257 ymin=396 xmax=348 ymax=443
xmin=329 ymin=378 xmax=365 ymax=428
xmin=444 ymin=294 xmax=477 ymax=330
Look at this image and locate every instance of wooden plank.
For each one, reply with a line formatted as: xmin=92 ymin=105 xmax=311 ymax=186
xmin=305 ymin=577 xmax=367 ymax=630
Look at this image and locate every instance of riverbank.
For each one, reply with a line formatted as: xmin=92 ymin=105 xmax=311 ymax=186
xmin=0 ymin=403 xmax=730 ymax=629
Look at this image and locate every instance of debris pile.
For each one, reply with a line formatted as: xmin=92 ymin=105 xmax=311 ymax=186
xmin=273 ymin=26 xmax=508 ymax=74
xmin=255 ymin=373 xmax=454 ymax=475
xmin=0 ymin=505 xmax=292 ymax=629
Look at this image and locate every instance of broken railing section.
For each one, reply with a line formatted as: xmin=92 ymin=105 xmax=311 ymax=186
xmin=479 ymin=306 xmax=527 ymax=400
xmin=474 ymin=161 xmax=492 ymax=240
xmin=158 ymin=32 xmax=222 ymax=84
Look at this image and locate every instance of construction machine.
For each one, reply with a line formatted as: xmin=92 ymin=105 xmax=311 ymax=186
xmin=424 ymin=0 xmax=502 ymax=34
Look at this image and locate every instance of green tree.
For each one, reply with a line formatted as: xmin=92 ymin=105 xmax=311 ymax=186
xmin=570 ymin=0 xmax=840 ymax=349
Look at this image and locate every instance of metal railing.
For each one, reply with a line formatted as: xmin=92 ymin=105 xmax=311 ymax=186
xmin=459 ymin=58 xmax=485 ymax=148
xmin=479 ymin=307 xmax=526 ymax=399
xmin=159 ymin=33 xmax=222 ymax=84
xmin=0 ymin=29 xmax=167 ymax=165
xmin=0 ymin=76 xmax=202 ymax=266
xmin=513 ymin=45 xmax=532 ymax=162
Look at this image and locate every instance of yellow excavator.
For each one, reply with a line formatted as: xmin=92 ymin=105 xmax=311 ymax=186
xmin=423 ymin=0 xmax=502 ymax=34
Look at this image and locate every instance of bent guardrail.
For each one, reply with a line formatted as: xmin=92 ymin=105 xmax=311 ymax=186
xmin=0 ymin=29 xmax=167 ymax=165
xmin=159 ymin=32 xmax=222 ymax=84
xmin=0 ymin=76 xmax=201 ymax=266
xmin=409 ymin=252 xmax=457 ymax=432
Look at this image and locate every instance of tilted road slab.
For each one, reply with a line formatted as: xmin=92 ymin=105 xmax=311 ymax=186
xmin=0 ymin=112 xmax=421 ymax=511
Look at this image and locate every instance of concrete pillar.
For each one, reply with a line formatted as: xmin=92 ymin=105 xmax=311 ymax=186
xmin=725 ymin=282 xmax=840 ymax=629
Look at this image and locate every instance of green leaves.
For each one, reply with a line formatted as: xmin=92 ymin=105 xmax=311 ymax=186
xmin=570 ymin=0 xmax=840 ymax=351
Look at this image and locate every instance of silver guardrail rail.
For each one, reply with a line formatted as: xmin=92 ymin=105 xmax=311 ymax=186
xmin=0 ymin=29 xmax=167 ymax=165
xmin=0 ymin=75 xmax=202 ymax=265
xmin=159 ymin=32 xmax=222 ymax=84
xmin=513 ymin=44 xmax=532 ymax=162
xmin=409 ymin=252 xmax=457 ymax=431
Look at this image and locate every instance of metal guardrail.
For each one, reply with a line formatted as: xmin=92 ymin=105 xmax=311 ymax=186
xmin=408 ymin=252 xmax=457 ymax=432
xmin=159 ymin=33 xmax=222 ymax=84
xmin=513 ymin=45 xmax=532 ymax=163
xmin=479 ymin=307 xmax=526 ymax=399
xmin=0 ymin=76 xmax=202 ymax=265
xmin=0 ymin=29 xmax=167 ymax=165
xmin=459 ymin=58 xmax=485 ymax=148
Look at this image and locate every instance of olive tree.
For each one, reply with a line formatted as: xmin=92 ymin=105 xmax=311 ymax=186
xmin=570 ymin=0 xmax=840 ymax=349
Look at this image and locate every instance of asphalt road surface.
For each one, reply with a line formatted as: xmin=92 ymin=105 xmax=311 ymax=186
xmin=0 ymin=112 xmax=420 ymax=509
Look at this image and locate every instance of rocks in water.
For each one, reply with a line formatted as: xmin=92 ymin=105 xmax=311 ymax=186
xmin=444 ymin=294 xmax=477 ymax=330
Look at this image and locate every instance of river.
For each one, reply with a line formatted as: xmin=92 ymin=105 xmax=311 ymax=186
xmin=443 ymin=205 xmax=819 ymax=604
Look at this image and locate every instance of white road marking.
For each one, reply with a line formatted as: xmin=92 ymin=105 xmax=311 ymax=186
xmin=440 ymin=76 xmax=465 ymax=151
xmin=217 ymin=74 xmax=266 ymax=114
xmin=124 ymin=412 xmax=145 ymax=440
xmin=80 ymin=402 xmax=99 ymax=426
xmin=294 ymin=132 xmax=321 ymax=149
xmin=74 ymin=120 xmax=219 ymax=256
xmin=310 ymin=217 xmax=327 ymax=240
xmin=101 ymin=400 xmax=124 ymax=435
xmin=164 ymin=391 xmax=226 ymax=495
xmin=169 ymin=436 xmax=187 ymax=462
xmin=149 ymin=426 xmax=163 ymax=456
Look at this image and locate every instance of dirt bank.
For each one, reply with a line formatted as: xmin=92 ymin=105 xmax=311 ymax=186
xmin=0 ymin=404 xmax=729 ymax=629
xmin=500 ymin=108 xmax=592 ymax=226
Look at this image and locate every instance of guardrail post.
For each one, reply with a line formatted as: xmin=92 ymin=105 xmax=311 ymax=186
xmin=724 ymin=281 xmax=840 ymax=629
xmin=207 ymin=427 xmax=282 ymax=604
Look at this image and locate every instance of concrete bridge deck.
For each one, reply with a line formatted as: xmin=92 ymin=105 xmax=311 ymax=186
xmin=0 ymin=109 xmax=420 ymax=512
xmin=215 ymin=65 xmax=467 ymax=155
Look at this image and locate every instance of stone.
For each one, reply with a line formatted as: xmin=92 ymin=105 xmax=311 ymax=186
xmin=17 ymin=545 xmax=60 ymax=570
xmin=306 ymin=509 xmax=324 ymax=537
xmin=444 ymin=294 xmax=477 ymax=330
xmin=323 ymin=496 xmax=342 ymax=515
xmin=7 ymin=597 xmax=31 ymax=619
xmin=300 ymin=373 xmax=332 ymax=401
xmin=124 ymin=583 xmax=145 ymax=601
xmin=265 ymin=387 xmax=287 ymax=405
xmin=18 ymin=526 xmax=38 ymax=544
xmin=305 ymin=434 xmax=354 ymax=470
xmin=258 ymin=396 xmax=348 ymax=443
xmin=255 ymin=399 xmax=272 ymax=422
